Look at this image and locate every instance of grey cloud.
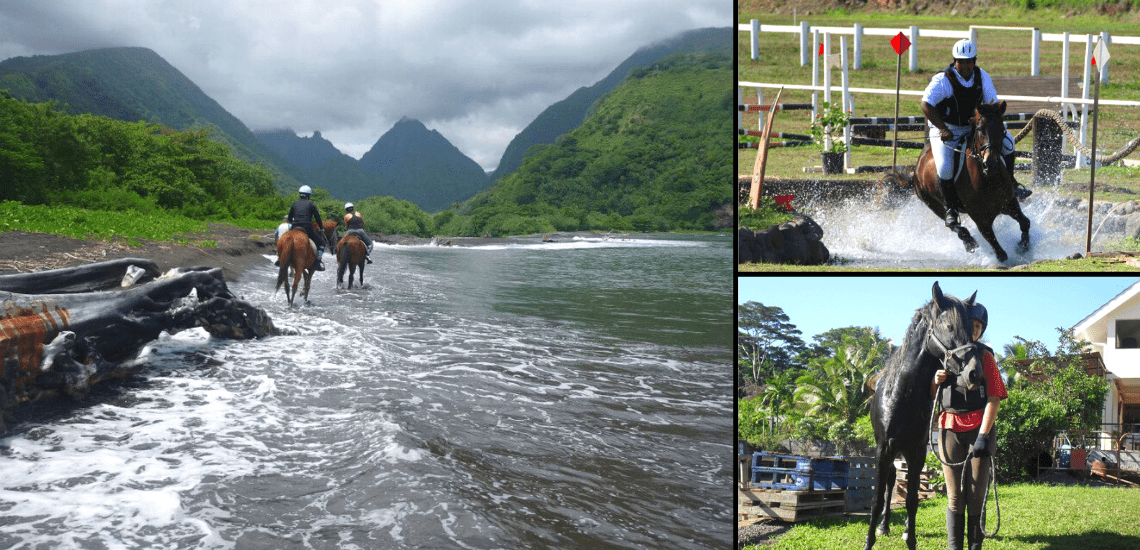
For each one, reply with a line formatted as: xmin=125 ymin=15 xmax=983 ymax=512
xmin=0 ymin=0 xmax=730 ymax=170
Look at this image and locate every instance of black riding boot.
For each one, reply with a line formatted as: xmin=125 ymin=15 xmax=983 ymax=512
xmin=967 ymin=514 xmax=984 ymax=550
xmin=1006 ymin=153 xmax=1032 ymax=201
xmin=314 ymin=247 xmax=326 ymax=271
xmin=946 ymin=509 xmax=964 ymax=550
xmin=940 ymin=177 xmax=962 ymax=227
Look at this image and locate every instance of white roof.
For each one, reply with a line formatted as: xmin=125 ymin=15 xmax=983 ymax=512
xmin=1072 ymin=280 xmax=1140 ymax=343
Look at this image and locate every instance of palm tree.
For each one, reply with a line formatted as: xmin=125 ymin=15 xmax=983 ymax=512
xmin=794 ymin=339 xmax=881 ymax=428
xmin=1001 ymin=340 xmax=1030 ymax=391
xmin=756 ymin=368 xmax=798 ymax=434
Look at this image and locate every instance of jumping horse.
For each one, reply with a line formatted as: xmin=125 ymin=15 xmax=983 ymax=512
xmin=336 ymin=233 xmax=367 ymax=289
xmin=889 ymin=101 xmax=1031 ymax=263
xmin=275 ymin=228 xmax=317 ymax=306
xmin=864 ymin=282 xmax=982 ymax=550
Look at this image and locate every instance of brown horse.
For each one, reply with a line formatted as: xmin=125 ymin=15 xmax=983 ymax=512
xmin=888 ymin=101 xmax=1031 ymax=262
xmin=275 ymin=228 xmax=316 ymax=306
xmin=336 ymin=233 xmax=366 ymax=289
xmin=321 ymin=220 xmax=339 ymax=254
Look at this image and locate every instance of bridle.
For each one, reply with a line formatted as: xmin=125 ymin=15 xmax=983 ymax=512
xmin=947 ymin=120 xmax=994 ymax=176
xmin=924 ymin=315 xmax=978 ymax=376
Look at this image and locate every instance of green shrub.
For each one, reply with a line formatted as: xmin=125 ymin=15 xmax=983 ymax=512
xmin=995 ymin=388 xmax=1068 ymax=479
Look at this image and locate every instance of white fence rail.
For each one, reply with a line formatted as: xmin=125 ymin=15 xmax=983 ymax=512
xmin=739 ymin=20 xmax=1140 ymax=83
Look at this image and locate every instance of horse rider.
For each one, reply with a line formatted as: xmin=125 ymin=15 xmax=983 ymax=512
xmin=930 ymin=302 xmax=1007 ymax=550
xmin=273 ymin=215 xmax=289 ymax=243
xmin=278 ymin=185 xmax=326 ymax=271
xmin=921 ymin=38 xmax=1032 ymax=229
xmin=342 ymin=202 xmax=374 ymax=263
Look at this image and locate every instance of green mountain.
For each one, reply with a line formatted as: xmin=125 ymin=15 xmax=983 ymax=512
xmin=357 ymin=117 xmax=490 ymax=213
xmin=0 ymin=47 xmax=305 ymax=192
xmin=489 ymin=27 xmax=731 ymax=181
xmin=439 ymin=51 xmax=732 ymax=237
xmin=253 ymin=129 xmax=388 ymax=202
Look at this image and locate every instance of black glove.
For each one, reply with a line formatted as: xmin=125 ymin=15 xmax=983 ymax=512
xmin=972 ymin=432 xmax=991 ymax=458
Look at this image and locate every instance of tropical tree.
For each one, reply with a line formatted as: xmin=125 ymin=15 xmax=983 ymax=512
xmin=791 ymin=333 xmax=886 ymax=454
xmin=737 ymin=301 xmax=805 ymax=391
xmin=754 ymin=368 xmax=800 ymax=435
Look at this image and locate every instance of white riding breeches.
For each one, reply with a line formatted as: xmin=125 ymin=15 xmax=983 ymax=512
xmin=928 ymin=125 xmax=1015 ymax=181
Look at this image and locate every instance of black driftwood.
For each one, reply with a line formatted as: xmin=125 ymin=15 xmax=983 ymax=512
xmin=0 ymin=259 xmax=278 ymax=432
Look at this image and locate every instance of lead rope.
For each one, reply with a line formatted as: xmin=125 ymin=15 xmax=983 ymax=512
xmin=929 ymin=385 xmax=1001 ymax=537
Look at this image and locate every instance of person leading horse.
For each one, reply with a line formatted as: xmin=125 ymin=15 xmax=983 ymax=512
xmin=921 ymin=38 xmax=1031 ymax=230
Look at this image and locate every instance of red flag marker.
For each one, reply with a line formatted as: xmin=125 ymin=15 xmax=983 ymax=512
xmin=891 ymin=32 xmax=911 ymax=55
xmin=819 ymin=43 xmax=824 ymax=56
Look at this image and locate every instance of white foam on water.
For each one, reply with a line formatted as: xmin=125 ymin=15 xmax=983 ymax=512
xmin=802 ymin=191 xmax=1132 ymax=267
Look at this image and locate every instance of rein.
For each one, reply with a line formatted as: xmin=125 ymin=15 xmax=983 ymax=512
xmin=946 ymin=123 xmax=993 ymax=176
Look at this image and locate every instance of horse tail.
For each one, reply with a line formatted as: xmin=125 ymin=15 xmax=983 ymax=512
xmin=275 ymin=240 xmax=293 ymax=294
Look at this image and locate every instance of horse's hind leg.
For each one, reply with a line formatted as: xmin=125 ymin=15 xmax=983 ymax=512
xmin=864 ymin=448 xmax=896 ymax=550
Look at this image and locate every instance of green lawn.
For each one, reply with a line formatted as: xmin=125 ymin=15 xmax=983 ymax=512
xmin=744 ymin=482 xmax=1140 ymax=549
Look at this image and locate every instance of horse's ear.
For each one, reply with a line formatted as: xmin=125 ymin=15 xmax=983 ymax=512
xmin=932 ymin=281 xmax=945 ymax=309
xmin=998 ymin=101 xmax=1006 ymax=116
xmin=965 ymin=290 xmax=977 ymax=306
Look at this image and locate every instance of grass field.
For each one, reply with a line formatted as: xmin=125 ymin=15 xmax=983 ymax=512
xmin=737 ymin=2 xmax=1140 ymax=194
xmin=743 ymin=482 xmax=1140 ymax=549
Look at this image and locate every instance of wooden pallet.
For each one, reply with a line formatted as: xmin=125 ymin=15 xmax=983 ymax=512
xmin=738 ymin=488 xmax=846 ymax=523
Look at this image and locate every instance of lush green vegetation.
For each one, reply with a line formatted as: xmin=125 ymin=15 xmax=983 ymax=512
xmin=0 ymin=91 xmax=287 ymax=226
xmin=439 ymin=52 xmax=732 ymax=237
xmin=744 ymin=483 xmax=1140 ymax=549
xmin=739 ymin=196 xmax=796 ymax=230
xmin=2 ymin=50 xmax=731 ymax=242
xmin=738 ymin=304 xmax=1108 ymax=476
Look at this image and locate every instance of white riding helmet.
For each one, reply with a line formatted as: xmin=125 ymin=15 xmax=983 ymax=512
xmin=299 ymin=185 xmax=313 ymax=195
xmin=952 ymin=39 xmax=977 ymax=60
xmin=345 ymin=202 xmax=354 ymax=211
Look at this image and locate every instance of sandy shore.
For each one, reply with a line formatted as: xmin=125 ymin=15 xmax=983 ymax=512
xmin=0 ymin=225 xmax=644 ymax=283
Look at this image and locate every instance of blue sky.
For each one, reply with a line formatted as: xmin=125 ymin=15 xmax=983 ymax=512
xmin=738 ymin=277 xmax=1140 ymax=353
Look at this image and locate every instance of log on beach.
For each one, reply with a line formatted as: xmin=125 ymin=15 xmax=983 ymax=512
xmin=0 ymin=259 xmax=278 ymax=432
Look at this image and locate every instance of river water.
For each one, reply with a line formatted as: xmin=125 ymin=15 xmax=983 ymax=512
xmin=0 ymin=234 xmax=733 ymax=549
xmin=801 ymin=190 xmax=1134 ymax=268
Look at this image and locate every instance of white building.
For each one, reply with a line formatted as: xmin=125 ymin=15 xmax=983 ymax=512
xmin=1072 ymin=281 xmax=1140 ymax=451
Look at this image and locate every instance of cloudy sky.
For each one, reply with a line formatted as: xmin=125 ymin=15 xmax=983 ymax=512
xmin=0 ymin=0 xmax=730 ymax=171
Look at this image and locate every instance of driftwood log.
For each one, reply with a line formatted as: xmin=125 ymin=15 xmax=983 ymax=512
xmin=0 ymin=259 xmax=278 ymax=432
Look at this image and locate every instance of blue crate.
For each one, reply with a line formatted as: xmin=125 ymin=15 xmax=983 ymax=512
xmin=752 ymin=453 xmax=835 ymax=473
xmin=829 ymin=472 xmax=849 ymax=490
xmin=751 ymin=467 xmax=832 ymax=491
xmin=752 ymin=452 xmax=802 ymax=470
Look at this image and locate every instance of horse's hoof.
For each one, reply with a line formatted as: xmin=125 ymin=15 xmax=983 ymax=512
xmin=1018 ymin=240 xmax=1031 ymax=254
xmin=996 ymin=251 xmax=1008 ymax=262
xmin=877 ymin=526 xmax=890 ymax=537
xmin=964 ymin=240 xmax=978 ymax=253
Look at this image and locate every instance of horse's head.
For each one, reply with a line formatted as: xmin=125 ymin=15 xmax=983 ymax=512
xmin=925 ymin=282 xmax=983 ymax=389
xmin=972 ymin=101 xmax=1007 ymax=177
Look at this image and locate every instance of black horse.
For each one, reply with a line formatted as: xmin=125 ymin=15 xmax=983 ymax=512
xmin=863 ymin=282 xmax=983 ymax=550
